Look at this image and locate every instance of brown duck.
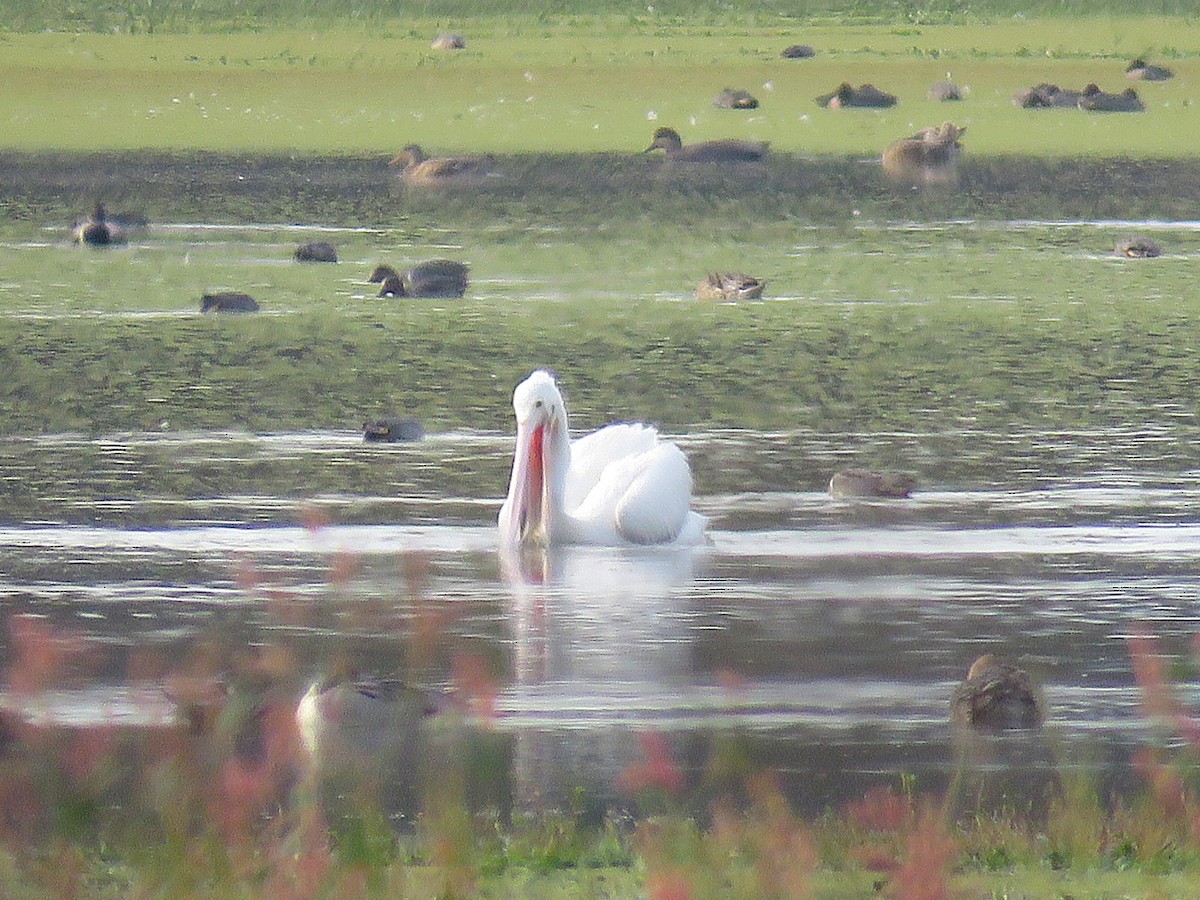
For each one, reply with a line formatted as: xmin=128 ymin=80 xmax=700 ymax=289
xmin=388 ymin=145 xmax=495 ymax=185
xmin=816 ymin=82 xmax=898 ymax=109
xmin=376 ymin=260 xmax=469 ymax=298
xmin=1115 ymin=236 xmax=1161 ymax=258
xmin=881 ymin=122 xmax=965 ymax=185
xmin=644 ymin=127 xmax=768 ymax=162
xmin=951 ymin=654 xmax=1043 ymax=731
xmin=695 ymin=272 xmax=765 ymax=301
xmin=828 ymin=469 xmax=916 ymax=499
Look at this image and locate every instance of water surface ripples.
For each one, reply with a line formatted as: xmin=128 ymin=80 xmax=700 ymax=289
xmin=2 ymin=423 xmax=1197 ymax=811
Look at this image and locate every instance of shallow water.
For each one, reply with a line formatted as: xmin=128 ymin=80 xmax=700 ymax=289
xmin=2 ymin=153 xmax=1199 ymax=820
xmin=4 ymin=423 xmax=1200 ymax=815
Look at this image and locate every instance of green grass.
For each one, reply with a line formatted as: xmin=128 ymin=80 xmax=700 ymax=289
xmin=7 ymin=0 xmax=1200 ymax=33
xmin=0 ymin=20 xmax=1197 ymax=155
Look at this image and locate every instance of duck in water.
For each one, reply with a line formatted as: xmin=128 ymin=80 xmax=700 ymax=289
xmin=695 ymin=272 xmax=765 ymax=301
xmin=951 ymin=654 xmax=1044 ymax=731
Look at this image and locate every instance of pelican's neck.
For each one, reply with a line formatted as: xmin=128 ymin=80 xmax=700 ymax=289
xmin=539 ymin=412 xmax=574 ymax=543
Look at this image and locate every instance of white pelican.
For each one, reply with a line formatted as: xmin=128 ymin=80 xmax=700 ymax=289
xmin=498 ymin=370 xmax=707 ymax=547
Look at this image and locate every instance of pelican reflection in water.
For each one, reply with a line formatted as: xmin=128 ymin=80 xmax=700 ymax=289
xmin=500 ymin=542 xmax=704 ymax=811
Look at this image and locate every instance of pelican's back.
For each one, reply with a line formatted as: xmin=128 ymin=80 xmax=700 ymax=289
xmin=567 ymin=425 xmax=702 ymax=545
xmin=566 ymin=423 xmax=659 ymax=512
xmin=613 ymin=443 xmax=698 ymax=545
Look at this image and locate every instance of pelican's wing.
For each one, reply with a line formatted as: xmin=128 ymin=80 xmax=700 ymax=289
xmin=565 ymin=423 xmax=659 ymax=511
xmin=613 ymin=443 xmax=694 ymax=545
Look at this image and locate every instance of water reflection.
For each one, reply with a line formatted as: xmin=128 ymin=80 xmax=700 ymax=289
xmin=502 ymin=544 xmax=700 ymax=685
xmin=501 ymin=544 xmax=704 ymax=811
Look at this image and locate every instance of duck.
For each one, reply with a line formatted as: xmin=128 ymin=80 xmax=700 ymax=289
xmin=376 ymin=259 xmax=469 ymax=298
xmin=1125 ymin=58 xmax=1174 ymax=81
xmin=294 ymin=241 xmax=338 ymax=263
xmin=363 ymin=416 xmax=425 ymax=442
xmin=713 ymin=88 xmax=759 ymax=109
xmin=1014 ymin=82 xmax=1084 ymax=108
xmin=951 ymin=654 xmax=1044 ymax=731
xmin=828 ymin=469 xmax=916 ymax=499
xmin=388 ymin=144 xmax=495 ymax=185
xmin=780 ymin=44 xmax=815 ymax=59
xmin=200 ymin=292 xmax=260 ymax=313
xmin=72 ymin=202 xmax=129 ymax=245
xmin=431 ymin=32 xmax=466 ymax=50
xmin=928 ymin=81 xmax=962 ymax=102
xmin=816 ymin=82 xmax=898 ymax=109
xmin=1078 ymin=85 xmax=1145 ymax=112
xmin=1115 ymin=236 xmax=1161 ymax=258
xmin=695 ymin=272 xmax=765 ymax=301
xmin=367 ymin=264 xmax=398 ymax=283
xmin=644 ymin=127 xmax=768 ymax=162
xmin=881 ymin=122 xmax=965 ymax=185
xmin=296 ymin=669 xmax=445 ymax=762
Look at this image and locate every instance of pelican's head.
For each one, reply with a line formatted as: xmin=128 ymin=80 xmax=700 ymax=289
xmin=512 ymin=369 xmax=565 ymax=426
xmin=500 ymin=370 xmax=570 ymax=546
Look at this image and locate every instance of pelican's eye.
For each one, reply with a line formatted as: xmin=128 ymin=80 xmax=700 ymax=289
xmin=534 ymin=400 xmax=543 ymax=408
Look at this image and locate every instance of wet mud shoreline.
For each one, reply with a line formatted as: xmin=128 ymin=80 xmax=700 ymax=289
xmin=3 ymin=150 xmax=1199 ymax=226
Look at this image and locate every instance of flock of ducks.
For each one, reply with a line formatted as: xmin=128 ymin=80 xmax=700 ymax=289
xmin=365 ymin=46 xmax=1172 ymax=299
xmin=70 ymin=207 xmax=472 ymax=312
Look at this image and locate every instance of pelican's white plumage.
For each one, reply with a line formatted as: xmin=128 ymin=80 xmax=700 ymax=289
xmin=498 ymin=370 xmax=707 ymax=547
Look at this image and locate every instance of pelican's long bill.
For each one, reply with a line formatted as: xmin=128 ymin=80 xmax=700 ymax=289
xmin=500 ymin=419 xmax=548 ymax=545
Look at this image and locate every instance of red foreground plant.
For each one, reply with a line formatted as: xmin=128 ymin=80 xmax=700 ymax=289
xmin=617 ymin=732 xmax=685 ymax=796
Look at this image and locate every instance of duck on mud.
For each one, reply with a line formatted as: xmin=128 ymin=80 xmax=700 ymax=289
xmin=815 ymin=82 xmax=898 ymax=109
xmin=388 ymin=145 xmax=496 ymax=186
xmin=644 ymin=127 xmax=769 ymax=162
xmin=881 ymin=122 xmax=966 ymax=185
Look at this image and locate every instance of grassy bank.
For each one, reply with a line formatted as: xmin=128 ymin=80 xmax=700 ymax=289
xmin=0 ymin=20 xmax=1197 ymax=155
xmin=7 ymin=0 xmax=1200 ymax=33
